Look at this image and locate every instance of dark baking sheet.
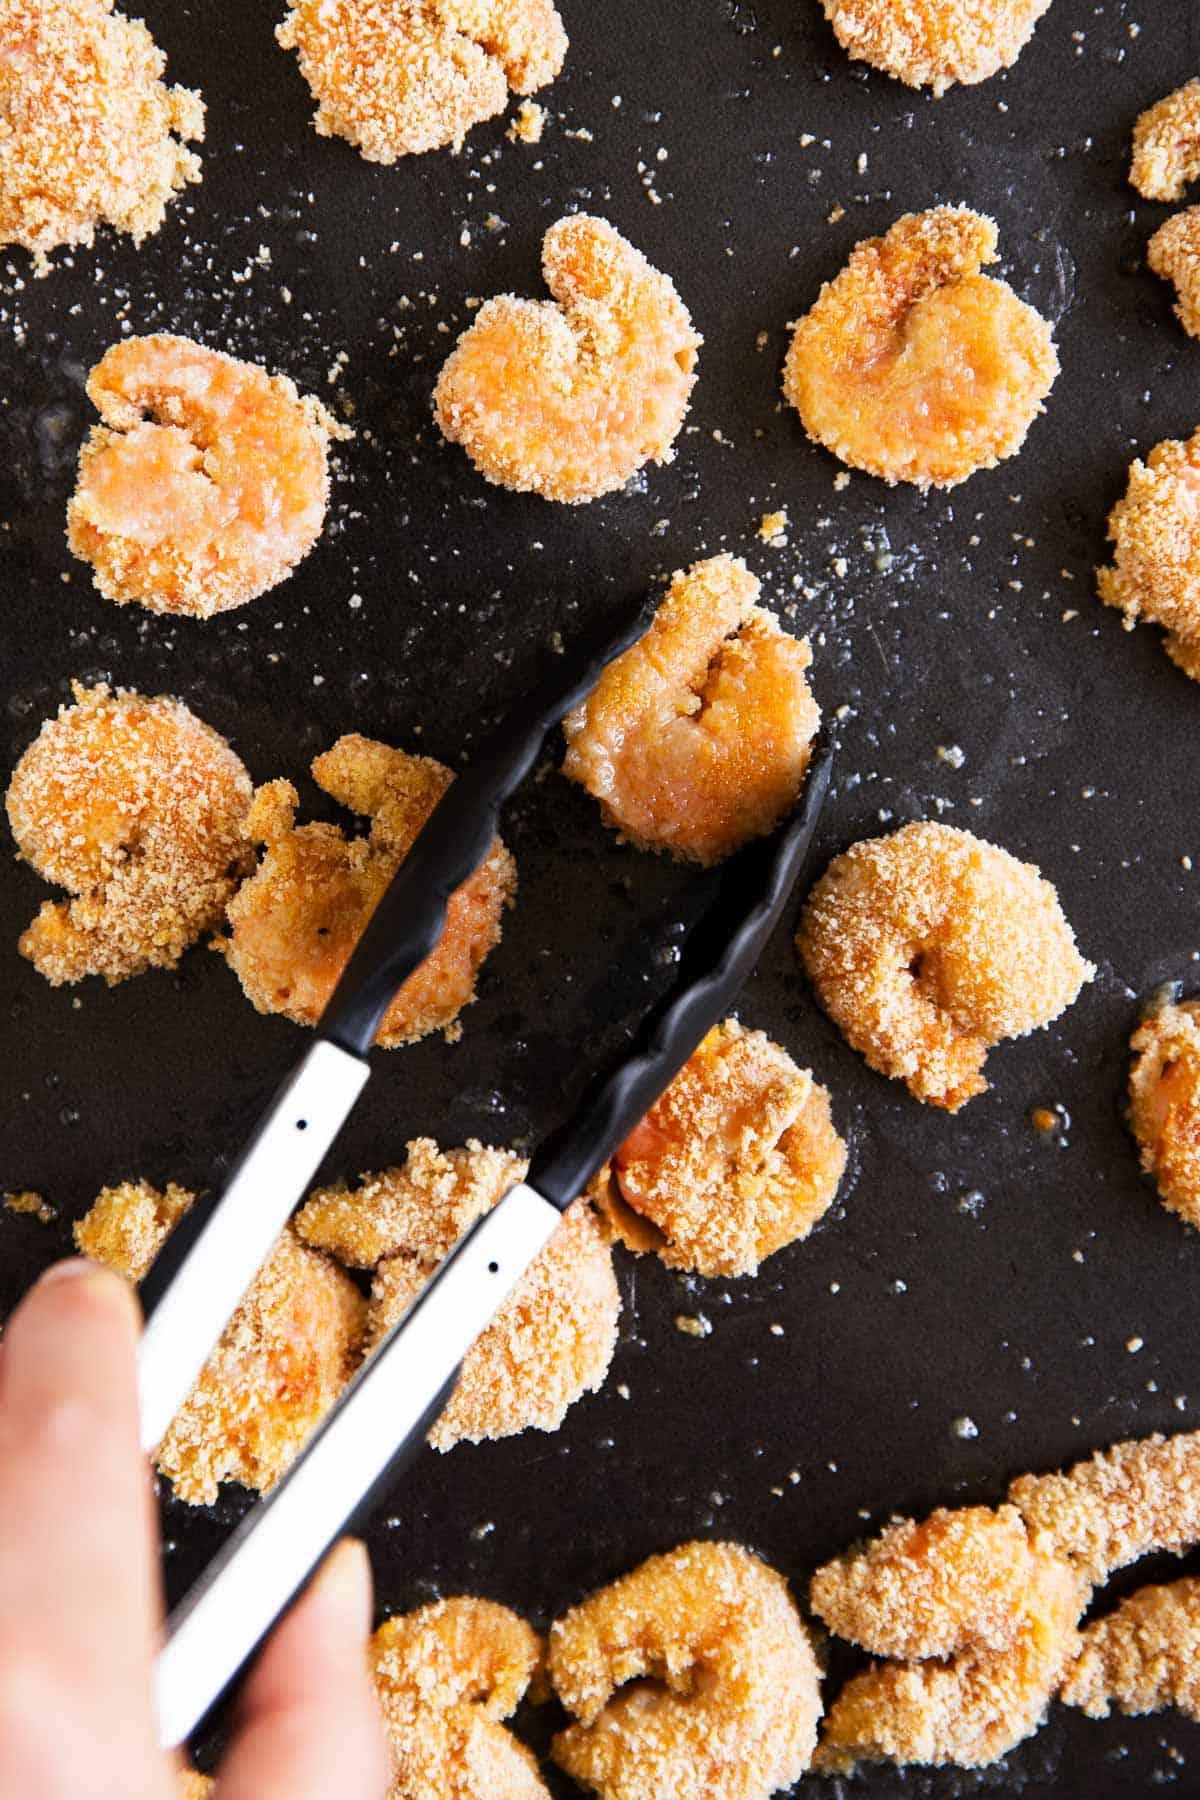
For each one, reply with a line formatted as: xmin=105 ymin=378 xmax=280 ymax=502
xmin=4 ymin=0 xmax=1200 ymax=1792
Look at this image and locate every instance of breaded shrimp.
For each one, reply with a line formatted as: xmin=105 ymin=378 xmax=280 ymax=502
xmin=562 ymin=557 xmax=820 ymax=866
xmin=1061 ymin=1577 xmax=1200 ymax=1722
xmin=67 ymin=335 xmax=348 ymax=618
xmin=1127 ymin=998 xmax=1200 ymax=1227
xmin=6 ymin=682 xmax=252 ymax=986
xmin=797 ymin=821 xmax=1093 ymax=1111
xmin=1009 ymin=1431 xmax=1200 ymax=1585
xmin=816 ymin=1548 xmax=1085 ymax=1771
xmin=1148 ymin=208 xmax=1200 ymax=340
xmin=1098 ymin=429 xmax=1200 ymax=683
xmin=371 ymin=1598 xmax=549 ymax=1799
xmin=819 ymin=0 xmax=1052 ymax=95
xmin=223 ymin=737 xmax=516 ymax=1048
xmin=434 ymin=214 xmax=701 ymax=503
xmin=298 ymin=1138 xmax=619 ymax=1449
xmin=177 ymin=1774 xmax=213 ymax=1799
xmin=597 ymin=1018 xmax=845 ymax=1277
xmin=1131 ymin=80 xmax=1200 ymax=202
xmin=77 ymin=1181 xmax=365 ymax=1505
xmin=810 ymin=1505 xmax=1042 ymax=1662
xmin=549 ymin=1541 xmax=822 ymax=1800
xmin=277 ymin=0 xmax=567 ymax=162
xmin=783 ymin=207 xmax=1058 ymax=488
xmin=0 ymin=0 xmax=203 ymax=270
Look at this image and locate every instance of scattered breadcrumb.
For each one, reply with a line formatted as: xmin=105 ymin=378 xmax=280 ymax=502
xmin=758 ymin=509 xmax=789 ymax=545
xmin=508 ymin=98 xmax=546 ymax=143
xmin=2 ymin=1190 xmax=56 ymax=1224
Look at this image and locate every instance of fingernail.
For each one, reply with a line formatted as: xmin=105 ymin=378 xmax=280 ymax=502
xmin=311 ymin=1538 xmax=374 ymax=1637
xmin=35 ymin=1258 xmax=141 ymax=1319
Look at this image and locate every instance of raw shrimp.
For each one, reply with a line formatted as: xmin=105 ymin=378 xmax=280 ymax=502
xmin=5 ymin=682 xmax=252 ymax=986
xmin=434 ymin=214 xmax=701 ymax=503
xmin=1127 ymin=997 xmax=1200 ymax=1227
xmin=371 ymin=1597 xmax=549 ymax=1799
xmin=67 ymin=334 xmax=349 ymax=617
xmin=562 ymin=556 xmax=820 ymax=866
xmin=1008 ymin=1430 xmax=1200 ymax=1585
xmin=1148 ymin=208 xmax=1200 ymax=340
xmin=1061 ymin=1577 xmax=1200 ymax=1722
xmin=549 ymin=1540 xmax=822 ymax=1800
xmin=1097 ymin=429 xmax=1200 ymax=683
xmin=598 ymin=1017 xmax=846 ymax=1277
xmin=76 ymin=1181 xmax=365 ymax=1505
xmin=819 ymin=0 xmax=1052 ymax=94
xmin=783 ymin=207 xmax=1058 ymax=488
xmin=0 ymin=0 xmax=203 ymax=270
xmin=277 ymin=0 xmax=567 ymax=162
xmin=223 ymin=736 xmax=516 ymax=1048
xmin=298 ymin=1138 xmax=619 ymax=1449
xmin=797 ymin=821 xmax=1093 ymax=1111
xmin=1131 ymin=80 xmax=1200 ymax=202
xmin=810 ymin=1505 xmax=1044 ymax=1662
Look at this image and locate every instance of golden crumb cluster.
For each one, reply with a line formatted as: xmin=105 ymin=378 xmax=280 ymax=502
xmin=1098 ymin=429 xmax=1200 ymax=684
xmin=549 ymin=1541 xmax=822 ymax=1800
xmin=798 ymin=820 xmax=1093 ymax=1111
xmin=6 ymin=683 xmax=252 ymax=987
xmin=784 ymin=207 xmax=1058 ymax=488
xmin=562 ymin=555 xmax=819 ymax=866
xmin=1131 ymin=79 xmax=1200 ymax=202
xmin=1148 ymin=208 xmax=1200 ymax=340
xmin=298 ymin=1137 xmax=619 ymax=1449
xmin=820 ymin=0 xmax=1052 ymax=94
xmin=1127 ymin=997 xmax=1200 ymax=1227
xmin=67 ymin=335 xmax=348 ymax=618
xmin=223 ymin=736 xmax=515 ymax=1048
xmin=600 ymin=1017 xmax=845 ymax=1277
xmin=0 ymin=0 xmax=203 ymax=268
xmin=277 ymin=0 xmax=567 ymax=161
xmin=434 ymin=214 xmax=700 ymax=503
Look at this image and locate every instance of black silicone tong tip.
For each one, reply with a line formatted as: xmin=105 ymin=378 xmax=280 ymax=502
xmin=528 ymin=733 xmax=834 ymax=1212
xmin=319 ymin=596 xmax=653 ymax=1058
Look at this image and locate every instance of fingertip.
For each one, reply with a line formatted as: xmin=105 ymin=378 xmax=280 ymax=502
xmin=306 ymin=1538 xmax=374 ymax=1640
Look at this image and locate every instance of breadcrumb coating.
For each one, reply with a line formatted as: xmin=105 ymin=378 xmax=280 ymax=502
xmin=371 ymin=1598 xmax=549 ymax=1798
xmin=1009 ymin=1431 xmax=1200 ymax=1585
xmin=1097 ymin=428 xmax=1200 ymax=681
xmin=176 ymin=1775 xmax=213 ymax=1799
xmin=598 ymin=1018 xmax=845 ymax=1277
xmin=550 ymin=1541 xmax=822 ymax=1800
xmin=1148 ymin=208 xmax=1200 ymax=340
xmin=797 ymin=821 xmax=1093 ymax=1111
xmin=1127 ymin=998 xmax=1200 ymax=1227
xmin=1061 ymin=1577 xmax=1200 ymax=1722
xmin=77 ymin=1181 xmax=365 ymax=1506
xmin=434 ymin=213 xmax=700 ymax=503
xmin=299 ymin=1138 xmax=619 ymax=1449
xmin=67 ymin=335 xmax=348 ymax=617
xmin=562 ymin=556 xmax=820 ymax=866
xmin=277 ymin=0 xmax=566 ymax=162
xmin=223 ymin=736 xmax=515 ymax=1047
xmin=783 ymin=206 xmax=1058 ymax=488
xmin=1131 ymin=80 xmax=1200 ymax=202
xmin=0 ymin=0 xmax=203 ymax=270
xmin=6 ymin=682 xmax=252 ymax=987
xmin=820 ymin=0 xmax=1052 ymax=95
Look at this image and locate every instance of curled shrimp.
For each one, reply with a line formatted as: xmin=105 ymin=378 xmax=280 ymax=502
xmin=1148 ymin=208 xmax=1200 ymax=341
xmin=783 ymin=207 xmax=1058 ymax=488
xmin=549 ymin=1540 xmax=822 ymax=1800
xmin=66 ymin=334 xmax=349 ymax=617
xmin=1061 ymin=1576 xmax=1200 ymax=1722
xmin=1127 ymin=998 xmax=1200 ymax=1228
xmin=797 ymin=821 xmax=1094 ymax=1111
xmin=277 ymin=0 xmax=567 ymax=162
xmin=0 ymin=0 xmax=203 ymax=270
xmin=818 ymin=0 xmax=1052 ymax=96
xmin=562 ymin=556 xmax=819 ymax=866
xmin=434 ymin=213 xmax=701 ymax=503
xmin=597 ymin=1017 xmax=846 ymax=1278
xmin=76 ymin=1182 xmax=365 ymax=1506
xmin=5 ymin=681 xmax=252 ymax=986
xmin=1097 ymin=429 xmax=1200 ymax=684
xmin=371 ymin=1597 xmax=549 ymax=1799
xmin=223 ymin=736 xmax=516 ymax=1048
xmin=1131 ymin=80 xmax=1200 ymax=201
xmin=298 ymin=1138 xmax=620 ymax=1449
